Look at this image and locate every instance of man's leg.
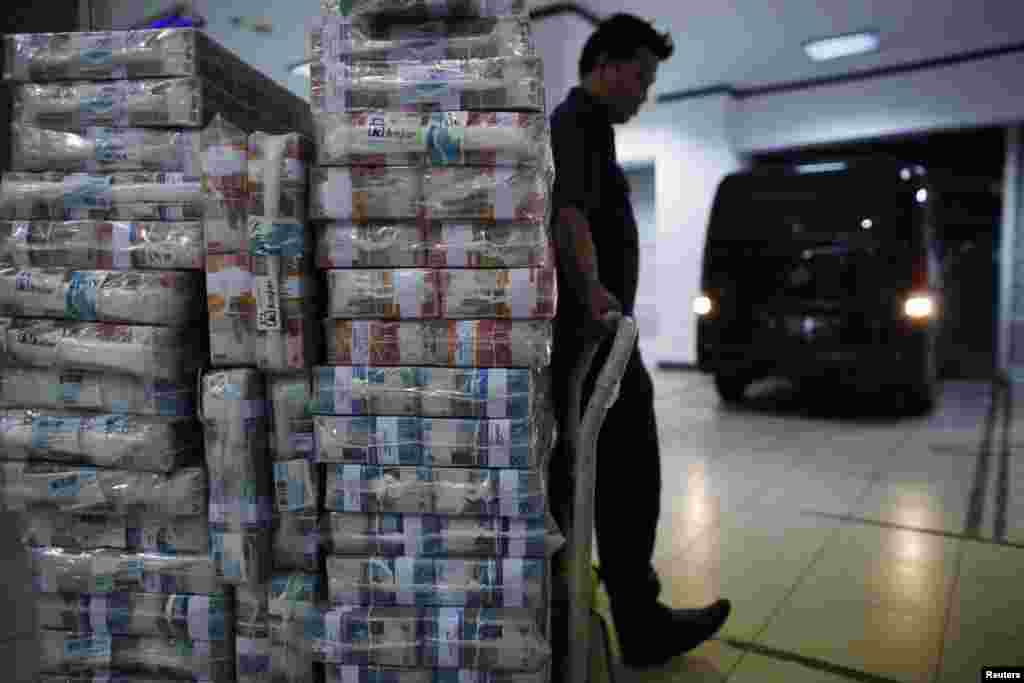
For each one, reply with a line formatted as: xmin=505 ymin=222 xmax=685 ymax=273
xmin=593 ymin=347 xmax=732 ymax=669
xmin=593 ymin=347 xmax=662 ymax=607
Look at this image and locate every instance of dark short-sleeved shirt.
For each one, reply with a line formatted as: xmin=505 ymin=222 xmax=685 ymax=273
xmin=549 ymin=87 xmax=640 ymax=332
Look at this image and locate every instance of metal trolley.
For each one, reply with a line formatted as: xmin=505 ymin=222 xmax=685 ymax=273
xmin=550 ymin=313 xmax=638 ymax=683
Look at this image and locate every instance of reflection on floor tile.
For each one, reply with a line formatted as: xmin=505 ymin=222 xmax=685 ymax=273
xmin=950 ymin=541 xmax=1024 ymax=638
xmin=757 ymin=598 xmax=945 ymax=683
xmin=727 ymin=652 xmax=855 ymax=683
xmin=783 ymin=524 xmax=960 ymax=616
xmin=938 ymin=582 xmax=1024 ymax=683
xmin=852 ymin=481 xmax=970 ymax=535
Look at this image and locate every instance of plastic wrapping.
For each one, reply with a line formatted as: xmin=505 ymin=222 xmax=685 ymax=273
xmin=273 ymin=459 xmax=321 ymax=513
xmin=309 ymin=56 xmax=544 ymax=113
xmin=36 ymin=592 xmax=234 ymax=641
xmin=125 ymin=514 xmax=211 ymax=555
xmin=420 ymin=167 xmax=550 ymax=223
xmin=310 ymin=167 xmax=550 ymax=223
xmin=206 ymin=253 xmax=257 ymax=366
xmin=0 ymin=221 xmax=205 ymax=270
xmin=4 ymin=319 xmax=205 ymax=382
xmin=323 ymin=464 xmax=545 ymax=517
xmin=30 ymin=547 xmax=223 ymax=596
xmin=10 ymin=124 xmax=202 ymax=174
xmin=0 ymin=366 xmax=195 ymax=416
xmin=286 ymin=606 xmax=549 ymax=671
xmin=269 ymin=374 xmax=314 ymax=461
xmin=315 ymin=111 xmax=547 ymax=167
xmin=317 ymin=221 xmax=550 ymax=269
xmin=1 ymin=462 xmax=206 ymax=517
xmin=0 ymin=171 xmax=203 ymax=221
xmin=268 ymin=573 xmax=324 ymax=618
xmin=327 ymin=556 xmax=545 ymax=608
xmin=310 ymin=166 xmax=421 ymax=223
xmin=312 ymin=366 xmax=550 ymax=419
xmin=323 ymin=320 xmax=551 ymax=367
xmin=314 ymin=414 xmax=553 ymax=468
xmin=38 ymin=630 xmax=235 ymax=681
xmin=201 ymin=115 xmax=249 ymax=255
xmin=249 ymin=222 xmax=320 ymax=373
xmin=0 ymin=409 xmax=200 ymax=472
xmin=308 ymin=15 xmax=533 ymax=63
xmin=326 ymin=666 xmax=547 ymax=683
xmin=5 ymin=29 xmax=313 ymax=134
xmin=320 ymin=0 xmax=528 ymax=19
xmin=325 ymin=269 xmax=439 ymax=319
xmin=273 ymin=513 xmax=322 ymax=573
xmin=325 ymin=267 xmax=556 ymax=320
xmin=19 ymin=510 xmax=128 ymax=551
xmin=201 ymin=369 xmax=273 ymax=586
xmin=236 ymin=576 xmax=322 ymax=683
xmin=248 ymin=132 xmax=311 ymax=223
xmin=0 ymin=267 xmax=203 ymax=325
xmin=325 ymin=512 xmax=562 ymax=558
xmin=13 ymin=78 xmax=223 ymax=131
xmin=437 ymin=266 xmax=556 ymax=319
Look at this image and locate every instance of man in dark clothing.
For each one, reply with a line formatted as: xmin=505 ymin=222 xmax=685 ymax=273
xmin=548 ymin=13 xmax=731 ymax=670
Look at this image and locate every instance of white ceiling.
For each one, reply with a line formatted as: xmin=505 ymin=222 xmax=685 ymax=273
xmin=576 ymin=0 xmax=1024 ymax=98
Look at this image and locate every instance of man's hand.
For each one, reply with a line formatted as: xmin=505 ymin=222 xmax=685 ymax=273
xmin=586 ymin=280 xmax=622 ymax=332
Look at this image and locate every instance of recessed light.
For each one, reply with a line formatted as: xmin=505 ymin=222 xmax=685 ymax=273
xmin=803 ymin=31 xmax=879 ymax=62
xmin=795 ymin=161 xmax=847 ymax=174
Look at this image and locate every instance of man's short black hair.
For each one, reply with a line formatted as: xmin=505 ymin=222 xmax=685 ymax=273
xmin=579 ymin=13 xmax=674 ymax=80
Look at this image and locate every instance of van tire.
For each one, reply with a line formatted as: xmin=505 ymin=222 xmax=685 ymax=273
xmin=903 ymin=343 xmax=938 ymax=415
xmin=714 ymin=373 xmax=750 ymax=404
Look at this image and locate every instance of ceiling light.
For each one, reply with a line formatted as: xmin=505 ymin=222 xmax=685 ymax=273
xmin=289 ymin=61 xmax=311 ymax=77
xmin=803 ymin=31 xmax=879 ymax=62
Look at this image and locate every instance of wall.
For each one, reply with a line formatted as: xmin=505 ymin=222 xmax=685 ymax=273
xmin=615 ymin=94 xmax=746 ymax=365
xmin=529 ymin=10 xmax=592 ymax=115
xmin=730 ymin=51 xmax=1024 ymax=155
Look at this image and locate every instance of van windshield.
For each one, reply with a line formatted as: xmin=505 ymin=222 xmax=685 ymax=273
xmin=709 ymin=173 xmax=922 ymax=245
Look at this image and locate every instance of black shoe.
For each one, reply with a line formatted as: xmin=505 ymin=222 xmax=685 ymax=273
xmin=617 ymin=599 xmax=732 ymax=670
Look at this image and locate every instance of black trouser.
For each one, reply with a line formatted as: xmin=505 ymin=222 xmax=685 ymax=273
xmin=549 ymin=332 xmax=663 ymax=614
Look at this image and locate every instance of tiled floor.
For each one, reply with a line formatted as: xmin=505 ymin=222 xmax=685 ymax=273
xmin=596 ymin=370 xmax=1024 ymax=683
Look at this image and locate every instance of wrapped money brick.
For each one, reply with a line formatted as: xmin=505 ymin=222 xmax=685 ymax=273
xmin=0 ymin=171 xmax=204 ymax=222
xmin=201 ymin=369 xmax=274 ymax=586
xmin=1 ymin=462 xmax=206 ymax=517
xmin=311 ymin=166 xmax=422 ymax=222
xmin=322 ymin=320 xmax=552 ymax=367
xmin=327 ymin=556 xmax=546 ymax=608
xmin=307 ymin=15 xmax=534 ymax=64
xmin=248 ymin=132 xmax=311 ymax=223
xmin=0 ymin=268 xmax=203 ymax=325
xmin=273 ymin=513 xmax=322 ymax=573
xmin=310 ymin=56 xmax=544 ymax=114
xmin=326 ymin=269 xmax=440 ymax=319
xmin=37 ymin=630 xmax=235 ymax=681
xmin=293 ymin=606 xmax=549 ymax=672
xmin=323 ymin=464 xmax=545 ymax=517
xmin=325 ymin=666 xmax=548 ymax=683
xmin=420 ymin=167 xmax=550 ymax=223
xmin=202 ymin=114 xmax=249 ymax=255
xmin=273 ymin=458 xmax=321 ymax=513
xmin=0 ymin=220 xmax=204 ymax=270
xmin=30 ymin=547 xmax=224 ymax=596
xmin=319 ymin=0 xmax=529 ymax=20
xmin=206 ymin=253 xmax=257 ymax=367
xmin=0 ymin=366 xmax=196 ymax=416
xmin=313 ymin=414 xmax=553 ymax=468
xmin=315 ymin=111 xmax=547 ymax=167
xmin=0 ymin=409 xmax=200 ymax=472
xmin=3 ymin=319 xmax=204 ymax=381
xmin=35 ymin=592 xmax=234 ymax=641
xmin=10 ymin=124 xmax=202 ymax=174
xmin=316 ymin=221 xmax=550 ymax=269
xmin=269 ymin=373 xmax=315 ymax=460
xmin=324 ymin=512 xmax=563 ymax=558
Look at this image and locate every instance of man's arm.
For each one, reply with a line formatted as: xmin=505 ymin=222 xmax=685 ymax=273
xmin=553 ymin=205 xmax=621 ymax=323
xmin=550 ymin=114 xmax=621 ymax=324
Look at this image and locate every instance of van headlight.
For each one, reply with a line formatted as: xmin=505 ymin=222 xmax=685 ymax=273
xmin=694 ymin=295 xmax=713 ymax=316
xmin=904 ymin=294 xmax=935 ymax=320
